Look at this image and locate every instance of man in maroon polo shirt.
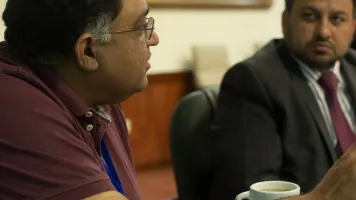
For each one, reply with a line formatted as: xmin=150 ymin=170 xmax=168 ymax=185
xmin=0 ymin=0 xmax=158 ymax=199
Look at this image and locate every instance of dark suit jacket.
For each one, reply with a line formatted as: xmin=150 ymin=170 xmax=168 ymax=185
xmin=209 ymin=39 xmax=356 ymax=200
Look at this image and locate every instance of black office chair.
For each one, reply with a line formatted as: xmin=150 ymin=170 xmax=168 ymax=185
xmin=170 ymin=87 xmax=219 ymax=200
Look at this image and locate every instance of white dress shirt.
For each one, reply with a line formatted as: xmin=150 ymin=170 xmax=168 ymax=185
xmin=293 ymin=56 xmax=356 ymax=146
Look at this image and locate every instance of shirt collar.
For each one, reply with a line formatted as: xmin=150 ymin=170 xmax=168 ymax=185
xmin=291 ymin=54 xmax=344 ymax=87
xmin=0 ymin=42 xmax=90 ymax=117
xmin=44 ymin=69 xmax=90 ymax=117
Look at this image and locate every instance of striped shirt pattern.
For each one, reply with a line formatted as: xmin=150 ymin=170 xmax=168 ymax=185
xmin=293 ymin=55 xmax=356 ymax=146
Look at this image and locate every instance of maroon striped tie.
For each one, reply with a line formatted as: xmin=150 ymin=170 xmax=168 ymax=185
xmin=318 ymin=72 xmax=356 ymax=153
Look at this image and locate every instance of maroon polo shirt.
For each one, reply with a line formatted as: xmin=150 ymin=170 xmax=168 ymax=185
xmin=0 ymin=42 xmax=142 ymax=200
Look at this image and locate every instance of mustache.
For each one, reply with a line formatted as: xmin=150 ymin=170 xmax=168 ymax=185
xmin=309 ymin=35 xmax=334 ymax=48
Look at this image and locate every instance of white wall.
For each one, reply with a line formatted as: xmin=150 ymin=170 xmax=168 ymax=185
xmin=0 ymin=1 xmax=284 ymax=74
xmin=148 ymin=1 xmax=284 ymax=74
xmin=0 ymin=1 xmax=5 ymax=41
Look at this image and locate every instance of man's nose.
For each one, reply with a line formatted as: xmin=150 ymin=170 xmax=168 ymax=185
xmin=317 ymin=20 xmax=332 ymax=40
xmin=148 ymin=31 xmax=159 ymax=46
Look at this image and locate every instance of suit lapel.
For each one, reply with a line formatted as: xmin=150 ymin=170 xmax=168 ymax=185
xmin=291 ymin=76 xmax=338 ymax=162
xmin=341 ymin=58 xmax=356 ymax=115
xmin=272 ymin=43 xmax=338 ymax=162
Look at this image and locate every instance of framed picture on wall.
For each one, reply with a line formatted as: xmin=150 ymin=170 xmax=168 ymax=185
xmin=147 ymin=0 xmax=272 ymax=8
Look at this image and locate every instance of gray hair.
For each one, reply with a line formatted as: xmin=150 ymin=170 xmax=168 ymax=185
xmin=37 ymin=14 xmax=113 ymax=65
xmin=85 ymin=14 xmax=113 ymax=42
xmin=3 ymin=0 xmax=122 ymax=66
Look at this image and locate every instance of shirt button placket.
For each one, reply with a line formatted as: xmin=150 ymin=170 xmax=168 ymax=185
xmin=85 ymin=111 xmax=93 ymax=118
xmin=86 ymin=124 xmax=94 ymax=132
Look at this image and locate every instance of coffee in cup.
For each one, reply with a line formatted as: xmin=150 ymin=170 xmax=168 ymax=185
xmin=235 ymin=181 xmax=300 ymax=200
xmin=260 ymin=188 xmax=290 ymax=192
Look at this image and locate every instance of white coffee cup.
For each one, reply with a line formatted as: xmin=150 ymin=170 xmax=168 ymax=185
xmin=235 ymin=181 xmax=300 ymax=200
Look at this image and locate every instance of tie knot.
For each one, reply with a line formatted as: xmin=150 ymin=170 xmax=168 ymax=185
xmin=318 ymin=71 xmax=339 ymax=92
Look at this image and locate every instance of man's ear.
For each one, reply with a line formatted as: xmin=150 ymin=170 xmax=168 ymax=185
xmin=282 ymin=10 xmax=289 ymax=37
xmin=74 ymin=33 xmax=99 ymax=72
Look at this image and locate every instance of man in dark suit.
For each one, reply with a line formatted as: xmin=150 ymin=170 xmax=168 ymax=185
xmin=210 ymin=0 xmax=356 ymax=199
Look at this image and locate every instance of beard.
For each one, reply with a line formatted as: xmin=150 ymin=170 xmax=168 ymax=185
xmin=283 ymin=27 xmax=339 ymax=70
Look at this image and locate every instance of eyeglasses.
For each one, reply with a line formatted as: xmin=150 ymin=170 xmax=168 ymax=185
xmin=109 ymin=17 xmax=155 ymax=40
